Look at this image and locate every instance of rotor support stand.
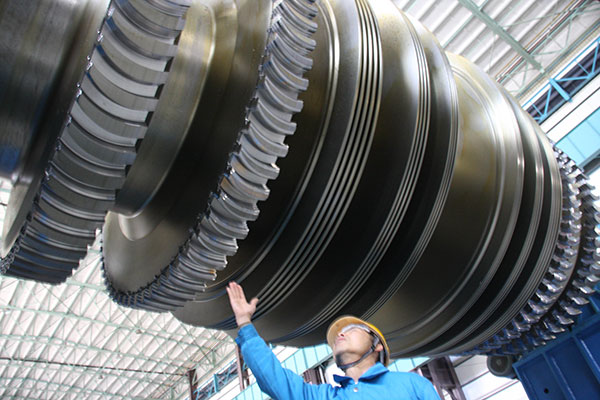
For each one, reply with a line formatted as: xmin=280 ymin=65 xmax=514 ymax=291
xmin=416 ymin=357 xmax=466 ymax=400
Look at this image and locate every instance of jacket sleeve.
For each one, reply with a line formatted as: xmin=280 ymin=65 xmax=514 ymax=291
xmin=236 ymin=324 xmax=334 ymax=400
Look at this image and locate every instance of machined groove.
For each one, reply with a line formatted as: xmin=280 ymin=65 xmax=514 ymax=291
xmin=279 ymin=3 xmax=436 ymax=340
xmin=275 ymin=1 xmax=383 ymax=338
xmin=252 ymin=0 xmax=385 ymax=331
xmin=234 ymin=0 xmax=392 ymax=338
xmin=360 ymin=11 xmax=455 ymax=321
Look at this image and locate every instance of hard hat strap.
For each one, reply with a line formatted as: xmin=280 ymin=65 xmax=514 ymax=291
xmin=337 ymin=346 xmax=376 ymax=370
xmin=337 ymin=334 xmax=380 ymax=371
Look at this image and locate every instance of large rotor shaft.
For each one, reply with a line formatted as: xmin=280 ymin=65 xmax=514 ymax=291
xmin=1 ymin=0 xmax=598 ymax=358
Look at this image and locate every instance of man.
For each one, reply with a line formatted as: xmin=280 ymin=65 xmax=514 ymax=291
xmin=226 ymin=281 xmax=441 ymax=399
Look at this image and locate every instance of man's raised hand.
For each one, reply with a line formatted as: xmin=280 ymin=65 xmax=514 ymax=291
xmin=226 ymin=282 xmax=259 ymax=327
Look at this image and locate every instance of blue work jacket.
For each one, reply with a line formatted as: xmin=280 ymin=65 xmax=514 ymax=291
xmin=236 ymin=324 xmax=441 ymax=400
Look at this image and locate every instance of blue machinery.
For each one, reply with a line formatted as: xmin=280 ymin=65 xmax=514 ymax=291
xmin=514 ymin=288 xmax=600 ymax=400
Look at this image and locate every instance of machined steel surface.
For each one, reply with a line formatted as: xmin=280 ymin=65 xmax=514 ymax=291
xmin=1 ymin=0 xmax=599 ymax=358
xmin=0 ymin=0 xmax=108 ymax=182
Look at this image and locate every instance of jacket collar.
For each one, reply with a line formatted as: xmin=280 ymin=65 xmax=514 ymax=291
xmin=333 ymin=362 xmax=389 ymax=385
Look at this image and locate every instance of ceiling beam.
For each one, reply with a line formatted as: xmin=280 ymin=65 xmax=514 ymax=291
xmin=442 ymin=0 xmax=492 ymax=48
xmin=457 ymin=0 xmax=546 ymax=73
xmin=0 ymin=304 xmax=230 ymax=345
xmin=0 ymin=357 xmax=159 ymax=386
xmin=0 ymin=333 xmax=190 ymax=369
xmin=0 ymin=375 xmax=152 ymax=399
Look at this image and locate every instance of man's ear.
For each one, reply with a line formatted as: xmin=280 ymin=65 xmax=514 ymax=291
xmin=375 ymin=343 xmax=383 ymax=352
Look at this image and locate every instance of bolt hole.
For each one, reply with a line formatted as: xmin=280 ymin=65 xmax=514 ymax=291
xmin=544 ymin=388 xmax=549 ymax=394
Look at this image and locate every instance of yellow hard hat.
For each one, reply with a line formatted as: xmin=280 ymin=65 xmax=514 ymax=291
xmin=326 ymin=315 xmax=390 ymax=366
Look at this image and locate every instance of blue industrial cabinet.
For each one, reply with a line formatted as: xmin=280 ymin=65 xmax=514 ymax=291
xmin=514 ymin=289 xmax=600 ymax=400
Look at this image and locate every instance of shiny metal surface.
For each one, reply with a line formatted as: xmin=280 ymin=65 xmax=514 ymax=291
xmin=1 ymin=0 xmax=109 ymax=255
xmin=1 ymin=0 xmax=598 ymax=358
xmin=103 ymin=0 xmax=319 ymax=311
xmin=104 ymin=0 xmax=259 ymax=296
xmin=421 ymin=84 xmax=547 ymax=355
xmin=368 ymin=52 xmax=525 ymax=356
xmin=0 ymin=0 xmax=190 ymax=282
xmin=0 ymin=0 xmax=104 ymax=182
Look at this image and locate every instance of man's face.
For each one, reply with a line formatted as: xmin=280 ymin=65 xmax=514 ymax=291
xmin=332 ymin=325 xmax=374 ymax=361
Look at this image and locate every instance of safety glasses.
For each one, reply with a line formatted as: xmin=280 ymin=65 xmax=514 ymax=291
xmin=339 ymin=324 xmax=372 ymax=335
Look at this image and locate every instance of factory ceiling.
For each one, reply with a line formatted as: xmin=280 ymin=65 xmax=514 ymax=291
xmin=0 ymin=0 xmax=598 ymax=399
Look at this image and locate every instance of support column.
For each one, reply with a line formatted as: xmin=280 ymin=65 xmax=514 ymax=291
xmin=416 ymin=357 xmax=466 ymax=400
xmin=303 ymin=366 xmax=325 ymax=384
xmin=188 ymin=369 xmax=197 ymax=400
xmin=236 ymin=345 xmax=250 ymax=390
